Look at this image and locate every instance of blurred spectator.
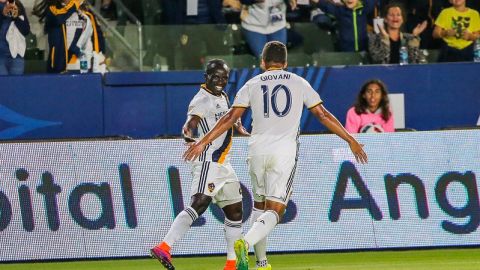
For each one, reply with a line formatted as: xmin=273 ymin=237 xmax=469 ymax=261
xmin=223 ymin=0 xmax=242 ymax=24
xmin=33 ymin=0 xmax=80 ymax=73
xmin=392 ymin=0 xmax=450 ymax=49
xmin=368 ymin=2 xmax=427 ymax=64
xmin=433 ymin=0 xmax=480 ymax=62
xmin=312 ymin=0 xmax=375 ymax=52
xmin=0 ymin=0 xmax=29 ymax=75
xmin=33 ymin=0 xmax=105 ymax=73
xmin=80 ymin=3 xmax=107 ymax=73
xmin=345 ymin=79 xmax=394 ymax=133
xmin=240 ymin=0 xmax=296 ymax=58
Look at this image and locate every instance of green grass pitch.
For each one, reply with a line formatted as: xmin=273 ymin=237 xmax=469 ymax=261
xmin=3 ymin=248 xmax=480 ymax=270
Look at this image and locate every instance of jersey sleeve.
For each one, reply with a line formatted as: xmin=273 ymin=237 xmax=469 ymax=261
xmin=232 ymin=84 xmax=250 ymax=108
xmin=187 ymin=94 xmax=209 ymax=118
xmin=302 ymin=79 xmax=322 ymax=109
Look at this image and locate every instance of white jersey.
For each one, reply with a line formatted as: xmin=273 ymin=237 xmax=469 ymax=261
xmin=188 ymin=86 xmax=233 ymax=164
xmin=233 ymin=69 xmax=322 ymax=156
xmin=65 ymin=10 xmax=93 ymax=70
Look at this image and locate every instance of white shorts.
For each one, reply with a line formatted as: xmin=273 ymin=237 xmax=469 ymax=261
xmin=191 ymin=161 xmax=242 ymax=208
xmin=247 ymin=154 xmax=297 ymax=205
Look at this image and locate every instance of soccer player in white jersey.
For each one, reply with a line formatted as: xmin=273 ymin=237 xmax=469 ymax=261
xmin=184 ymin=42 xmax=368 ymax=270
xmin=150 ymin=59 xmax=249 ymax=270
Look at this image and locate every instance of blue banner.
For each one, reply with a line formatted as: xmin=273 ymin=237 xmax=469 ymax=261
xmin=0 ymin=63 xmax=478 ymax=140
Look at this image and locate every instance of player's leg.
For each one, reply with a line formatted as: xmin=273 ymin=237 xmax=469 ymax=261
xmin=221 ymin=201 xmax=243 ymax=270
xmin=151 ymin=161 xmax=215 ymax=270
xmin=244 ymin=200 xmax=286 ymax=252
xmin=151 ymin=193 xmax=212 ymax=270
xmin=251 ymin=201 xmax=271 ymax=270
xmin=215 ymin=164 xmax=244 ymax=270
xmin=236 ymin=155 xmax=296 ymax=270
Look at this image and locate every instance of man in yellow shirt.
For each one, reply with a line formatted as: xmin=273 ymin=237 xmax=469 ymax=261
xmin=433 ymin=0 xmax=480 ymax=62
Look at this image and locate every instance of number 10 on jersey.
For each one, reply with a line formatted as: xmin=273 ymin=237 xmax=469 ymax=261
xmin=262 ymin=84 xmax=292 ymax=118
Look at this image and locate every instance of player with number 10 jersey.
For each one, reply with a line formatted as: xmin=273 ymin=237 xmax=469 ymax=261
xmin=233 ymin=69 xmax=322 ymax=157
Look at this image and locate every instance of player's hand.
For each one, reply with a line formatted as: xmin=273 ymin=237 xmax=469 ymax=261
xmin=349 ymin=141 xmax=367 ymax=164
xmin=236 ymin=125 xmax=250 ymax=136
xmin=234 ymin=120 xmax=250 ymax=136
xmin=183 ymin=140 xmax=207 ymax=162
xmin=183 ymin=135 xmax=197 ymax=144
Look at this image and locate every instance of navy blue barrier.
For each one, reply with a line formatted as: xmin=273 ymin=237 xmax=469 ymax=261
xmin=0 ymin=74 xmax=103 ymax=140
xmin=313 ymin=62 xmax=480 ymax=132
xmin=0 ymin=63 xmax=478 ymax=140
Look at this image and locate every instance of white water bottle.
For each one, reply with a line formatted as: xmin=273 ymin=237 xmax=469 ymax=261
xmin=399 ymin=40 xmax=408 ymax=65
xmin=80 ymin=53 xmax=89 ymax=73
xmin=474 ymin=38 xmax=480 ymax=63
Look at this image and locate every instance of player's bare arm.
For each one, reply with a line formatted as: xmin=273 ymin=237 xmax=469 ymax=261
xmin=310 ymin=104 xmax=368 ymax=164
xmin=183 ymin=107 xmax=246 ymax=161
xmin=182 ymin=115 xmax=201 ymax=143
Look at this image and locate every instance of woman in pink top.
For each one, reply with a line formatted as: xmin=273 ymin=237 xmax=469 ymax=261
xmin=345 ymin=79 xmax=395 ymax=133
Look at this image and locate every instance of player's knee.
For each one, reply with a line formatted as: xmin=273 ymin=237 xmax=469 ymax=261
xmin=223 ymin=201 xmax=243 ymax=221
xmin=226 ymin=210 xmax=243 ymax=222
xmin=190 ymin=194 xmax=212 ymax=216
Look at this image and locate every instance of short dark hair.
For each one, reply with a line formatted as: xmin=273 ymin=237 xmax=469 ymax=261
xmin=262 ymin=41 xmax=287 ymax=65
xmin=205 ymin=59 xmax=228 ymax=75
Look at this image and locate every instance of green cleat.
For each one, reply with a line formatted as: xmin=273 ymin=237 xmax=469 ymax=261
xmin=257 ymin=264 xmax=272 ymax=270
xmin=234 ymin=239 xmax=249 ymax=270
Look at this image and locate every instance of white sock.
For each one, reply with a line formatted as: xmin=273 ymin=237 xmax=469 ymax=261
xmin=224 ymin=217 xmax=242 ymax=260
xmin=244 ymin=210 xmax=279 ymax=247
xmin=163 ymin=207 xmax=198 ymax=247
xmin=251 ymin=208 xmax=267 ymax=263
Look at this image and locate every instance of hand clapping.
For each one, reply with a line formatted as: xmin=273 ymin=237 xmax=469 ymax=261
xmin=412 ymin=21 xmax=428 ymax=37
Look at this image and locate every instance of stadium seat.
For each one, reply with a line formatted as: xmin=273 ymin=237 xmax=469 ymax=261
xmin=425 ymin=49 xmax=440 ymax=64
xmin=290 ymin=23 xmax=336 ymax=54
xmin=288 ymin=53 xmax=313 ymax=67
xmin=25 ymin=60 xmax=47 ymax=74
xmin=312 ymin=51 xmax=366 ymax=67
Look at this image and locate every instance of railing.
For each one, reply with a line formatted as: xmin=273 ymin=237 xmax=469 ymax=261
xmin=111 ymin=0 xmax=143 ymax=71
xmin=88 ymin=7 xmax=140 ymax=68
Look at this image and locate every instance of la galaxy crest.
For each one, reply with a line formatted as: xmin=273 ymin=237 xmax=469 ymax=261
xmin=208 ymin=183 xmax=215 ymax=193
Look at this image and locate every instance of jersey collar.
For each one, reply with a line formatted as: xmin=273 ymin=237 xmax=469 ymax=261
xmin=201 ymin=84 xmax=223 ymax=97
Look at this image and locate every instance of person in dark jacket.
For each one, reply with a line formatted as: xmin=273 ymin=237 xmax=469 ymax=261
xmin=0 ymin=0 xmax=30 ymax=75
xmin=33 ymin=0 xmax=81 ymax=73
xmin=312 ymin=0 xmax=375 ymax=52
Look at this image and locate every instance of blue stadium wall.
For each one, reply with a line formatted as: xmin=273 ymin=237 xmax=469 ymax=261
xmin=0 ymin=63 xmax=478 ymax=140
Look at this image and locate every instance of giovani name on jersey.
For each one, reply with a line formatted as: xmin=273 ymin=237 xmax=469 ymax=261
xmin=260 ymin=74 xmax=291 ymax=81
